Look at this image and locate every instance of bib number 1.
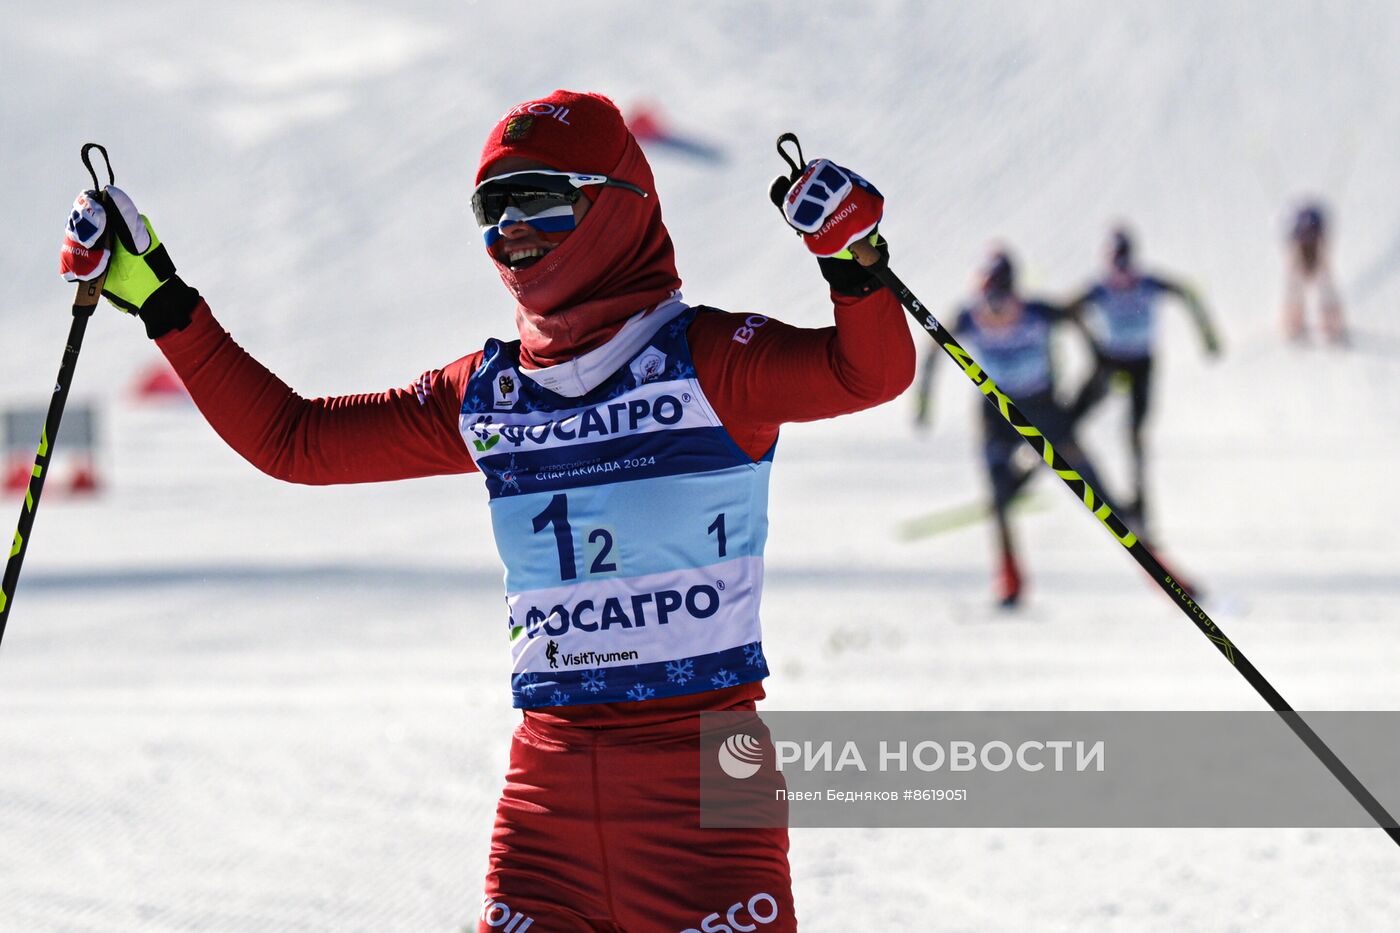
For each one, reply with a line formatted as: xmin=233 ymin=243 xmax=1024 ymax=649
xmin=531 ymin=493 xmax=576 ymax=581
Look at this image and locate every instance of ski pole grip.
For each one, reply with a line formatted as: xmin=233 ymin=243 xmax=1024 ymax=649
xmin=73 ymin=143 xmax=115 ymax=317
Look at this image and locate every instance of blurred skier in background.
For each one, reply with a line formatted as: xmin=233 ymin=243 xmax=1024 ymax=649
xmin=1282 ymin=200 xmax=1348 ymax=344
xmin=917 ymin=248 xmax=1110 ymax=608
xmin=1064 ymin=226 xmax=1220 ymax=531
xmin=59 ymin=89 xmax=911 ymax=932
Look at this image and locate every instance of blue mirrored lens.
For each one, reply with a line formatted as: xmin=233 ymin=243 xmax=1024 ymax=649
xmin=483 ymin=209 xmax=578 ymax=246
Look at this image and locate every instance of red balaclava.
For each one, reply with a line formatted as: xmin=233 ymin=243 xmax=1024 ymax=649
xmin=477 ymin=90 xmax=682 ymax=368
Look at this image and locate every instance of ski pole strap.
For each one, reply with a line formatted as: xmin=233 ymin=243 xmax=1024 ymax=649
xmin=82 ymin=143 xmax=114 ymax=189
xmin=847 ymin=238 xmax=1400 ymax=843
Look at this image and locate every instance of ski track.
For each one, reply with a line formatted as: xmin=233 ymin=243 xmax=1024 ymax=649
xmin=5 ymin=2 xmax=1400 ymax=931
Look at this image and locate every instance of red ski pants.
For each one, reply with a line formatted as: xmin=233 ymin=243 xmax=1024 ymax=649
xmin=479 ymin=712 xmax=795 ymax=932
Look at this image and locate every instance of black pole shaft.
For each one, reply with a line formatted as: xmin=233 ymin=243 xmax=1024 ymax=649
xmin=1 ymin=146 xmax=113 ymax=648
xmin=860 ymin=248 xmax=1400 ymax=843
xmin=0 ymin=296 xmax=97 ymax=647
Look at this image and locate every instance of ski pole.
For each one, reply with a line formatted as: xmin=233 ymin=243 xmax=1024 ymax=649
xmin=844 ymin=234 xmax=1400 ymax=844
xmin=0 ymin=144 xmax=113 ymax=649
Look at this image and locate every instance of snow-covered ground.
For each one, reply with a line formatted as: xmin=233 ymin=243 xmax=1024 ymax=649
xmin=4 ymin=2 xmax=1400 ymax=930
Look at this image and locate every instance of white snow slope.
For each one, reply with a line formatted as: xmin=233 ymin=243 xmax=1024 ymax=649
xmin=4 ymin=2 xmax=1400 ymax=931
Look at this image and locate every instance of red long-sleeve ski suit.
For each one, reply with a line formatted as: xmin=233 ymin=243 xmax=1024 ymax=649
xmin=155 ymin=288 xmax=914 ymax=931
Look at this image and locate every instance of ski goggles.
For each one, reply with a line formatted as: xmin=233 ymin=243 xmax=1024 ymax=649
xmin=472 ymin=170 xmax=647 ymax=246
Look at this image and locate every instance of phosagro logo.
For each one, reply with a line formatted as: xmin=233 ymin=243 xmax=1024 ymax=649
xmin=469 ymin=414 xmax=501 ymax=452
xmin=680 ymin=892 xmax=781 ymax=933
xmin=717 ymin=732 xmax=764 ymax=780
xmin=519 ymin=583 xmax=721 ymax=638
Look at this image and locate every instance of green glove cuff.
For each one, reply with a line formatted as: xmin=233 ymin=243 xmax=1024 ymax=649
xmin=828 ymin=230 xmax=883 ymax=261
xmin=104 ymin=216 xmax=177 ymax=313
xmin=817 ymin=233 xmax=889 ymax=297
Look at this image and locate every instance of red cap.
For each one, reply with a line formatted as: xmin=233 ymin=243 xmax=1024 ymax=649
xmin=476 ymin=90 xmax=631 ymax=184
